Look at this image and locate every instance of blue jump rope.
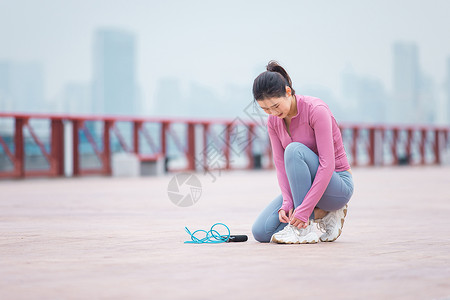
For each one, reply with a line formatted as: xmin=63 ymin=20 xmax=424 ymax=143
xmin=184 ymin=223 xmax=247 ymax=244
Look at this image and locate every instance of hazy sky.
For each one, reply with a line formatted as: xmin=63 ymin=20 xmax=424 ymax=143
xmin=1 ymin=0 xmax=449 ymax=110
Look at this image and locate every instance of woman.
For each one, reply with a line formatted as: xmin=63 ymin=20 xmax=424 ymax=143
xmin=251 ymin=61 xmax=354 ymax=244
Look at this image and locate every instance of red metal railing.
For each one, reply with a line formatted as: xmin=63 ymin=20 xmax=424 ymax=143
xmin=339 ymin=124 xmax=450 ymax=166
xmin=0 ymin=113 xmax=266 ymax=178
xmin=0 ymin=112 xmax=449 ymax=179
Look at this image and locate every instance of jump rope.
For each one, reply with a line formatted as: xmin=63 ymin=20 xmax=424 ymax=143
xmin=184 ymin=223 xmax=248 ymax=244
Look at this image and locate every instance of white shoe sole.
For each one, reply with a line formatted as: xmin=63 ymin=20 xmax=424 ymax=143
xmin=271 ymin=232 xmax=319 ymax=244
xmin=319 ymin=205 xmax=348 ymax=242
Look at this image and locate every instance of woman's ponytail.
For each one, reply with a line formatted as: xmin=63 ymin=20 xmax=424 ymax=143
xmin=253 ymin=60 xmax=295 ymax=101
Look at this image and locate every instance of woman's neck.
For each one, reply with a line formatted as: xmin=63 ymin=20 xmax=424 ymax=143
xmin=285 ymin=95 xmax=297 ymax=119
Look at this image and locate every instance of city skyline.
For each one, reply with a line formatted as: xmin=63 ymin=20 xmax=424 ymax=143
xmin=0 ymin=36 xmax=448 ymax=125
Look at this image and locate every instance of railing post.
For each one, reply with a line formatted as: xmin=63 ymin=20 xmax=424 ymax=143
xmin=14 ymin=117 xmax=25 ymax=178
xmin=420 ymin=128 xmax=426 ymax=165
xmin=224 ymin=122 xmax=231 ymax=170
xmin=51 ymin=119 xmax=65 ymax=176
xmin=133 ymin=121 xmax=142 ymax=154
xmin=434 ymin=129 xmax=441 ymax=165
xmin=379 ymin=128 xmax=385 ymax=166
xmin=406 ymin=129 xmax=412 ymax=164
xmin=103 ymin=120 xmax=113 ymax=175
xmin=202 ymin=123 xmax=209 ymax=170
xmin=72 ymin=120 xmax=81 ymax=176
xmin=392 ymin=128 xmax=398 ymax=165
xmin=187 ymin=123 xmax=196 ymax=171
xmin=161 ymin=122 xmax=168 ymax=157
xmin=369 ymin=127 xmax=375 ymax=166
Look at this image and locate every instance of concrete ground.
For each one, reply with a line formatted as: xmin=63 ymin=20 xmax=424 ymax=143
xmin=1 ymin=166 xmax=450 ymax=300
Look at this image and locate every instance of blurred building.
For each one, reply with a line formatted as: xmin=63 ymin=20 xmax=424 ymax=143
xmin=341 ymin=65 xmax=387 ymax=123
xmin=391 ymin=41 xmax=437 ymax=124
xmin=92 ymin=29 xmax=138 ymax=116
xmin=417 ymin=72 xmax=436 ymax=124
xmin=392 ymin=42 xmax=440 ymax=124
xmin=0 ymin=61 xmax=45 ymax=113
xmin=392 ymin=42 xmax=420 ymax=123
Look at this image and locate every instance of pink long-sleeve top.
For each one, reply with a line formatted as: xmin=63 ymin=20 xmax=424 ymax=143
xmin=268 ymin=94 xmax=351 ymax=223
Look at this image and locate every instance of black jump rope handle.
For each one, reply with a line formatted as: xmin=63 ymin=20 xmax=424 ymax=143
xmin=222 ymin=235 xmax=248 ymax=242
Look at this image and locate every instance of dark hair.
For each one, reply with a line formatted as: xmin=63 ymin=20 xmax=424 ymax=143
xmin=252 ymin=60 xmax=295 ymax=101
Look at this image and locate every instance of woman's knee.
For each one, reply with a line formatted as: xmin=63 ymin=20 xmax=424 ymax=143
xmin=251 ymin=221 xmax=271 ymax=243
xmin=284 ymin=142 xmax=308 ymax=164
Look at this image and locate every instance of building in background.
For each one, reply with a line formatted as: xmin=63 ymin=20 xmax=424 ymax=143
xmin=392 ymin=42 xmax=420 ymax=123
xmin=417 ymin=72 xmax=437 ymax=124
xmin=0 ymin=61 xmax=45 ymax=113
xmin=340 ymin=65 xmax=388 ymax=123
xmin=92 ymin=29 xmax=138 ymax=116
xmin=391 ymin=41 xmax=437 ymax=124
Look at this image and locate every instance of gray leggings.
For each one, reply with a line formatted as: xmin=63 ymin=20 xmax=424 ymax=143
xmin=252 ymin=142 xmax=354 ymax=243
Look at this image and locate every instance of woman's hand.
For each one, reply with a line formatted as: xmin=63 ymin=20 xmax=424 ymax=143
xmin=279 ymin=208 xmax=293 ymax=223
xmin=289 ymin=215 xmax=308 ymax=229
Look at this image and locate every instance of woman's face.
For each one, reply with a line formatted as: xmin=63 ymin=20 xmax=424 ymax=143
xmin=257 ymin=93 xmax=292 ymax=119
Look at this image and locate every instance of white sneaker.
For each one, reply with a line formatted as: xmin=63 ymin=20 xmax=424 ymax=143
xmin=271 ymin=223 xmax=319 ymax=244
xmin=316 ymin=204 xmax=348 ymax=242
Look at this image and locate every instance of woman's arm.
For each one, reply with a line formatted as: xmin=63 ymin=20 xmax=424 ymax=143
xmin=292 ymin=105 xmax=335 ymax=223
xmin=267 ymin=120 xmax=294 ymax=212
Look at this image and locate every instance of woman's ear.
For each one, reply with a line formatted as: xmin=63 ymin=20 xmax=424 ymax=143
xmin=285 ymin=86 xmax=292 ymax=97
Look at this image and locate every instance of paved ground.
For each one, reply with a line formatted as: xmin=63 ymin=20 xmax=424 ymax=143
xmin=1 ymin=166 xmax=450 ymax=300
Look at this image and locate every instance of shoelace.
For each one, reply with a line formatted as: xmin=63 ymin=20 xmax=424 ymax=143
xmin=184 ymin=223 xmax=231 ymax=244
xmin=280 ymin=224 xmax=294 ymax=234
xmin=316 ymin=217 xmax=337 ymax=234
xmin=291 ymin=226 xmax=302 ymax=236
xmin=291 ymin=224 xmax=310 ymax=236
xmin=316 ymin=220 xmax=327 ymax=233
